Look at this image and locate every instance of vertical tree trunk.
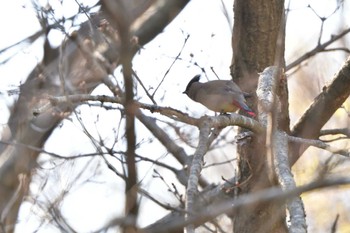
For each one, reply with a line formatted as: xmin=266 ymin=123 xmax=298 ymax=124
xmin=231 ymin=1 xmax=289 ymax=232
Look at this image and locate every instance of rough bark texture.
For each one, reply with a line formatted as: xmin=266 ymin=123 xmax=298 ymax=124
xmin=231 ymin=1 xmax=288 ymax=233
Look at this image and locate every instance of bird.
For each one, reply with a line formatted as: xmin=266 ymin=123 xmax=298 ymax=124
xmin=183 ymin=75 xmax=256 ymax=117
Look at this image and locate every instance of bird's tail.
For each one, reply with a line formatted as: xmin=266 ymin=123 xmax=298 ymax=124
xmin=239 ymin=102 xmax=256 ymax=117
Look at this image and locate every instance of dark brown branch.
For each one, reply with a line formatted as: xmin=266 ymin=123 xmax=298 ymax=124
xmin=101 ymin=1 xmax=139 ymax=231
xmin=290 ymin=56 xmax=350 ymax=164
xmin=320 ymin=128 xmax=350 ymax=138
xmin=330 ymin=214 xmax=340 ymax=233
xmin=131 ymin=0 xmax=190 ymax=46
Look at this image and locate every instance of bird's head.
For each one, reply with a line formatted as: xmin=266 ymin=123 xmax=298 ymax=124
xmin=183 ymin=74 xmax=201 ymax=95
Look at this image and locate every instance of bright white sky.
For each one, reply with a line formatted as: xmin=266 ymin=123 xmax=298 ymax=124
xmin=0 ymin=0 xmax=349 ymax=232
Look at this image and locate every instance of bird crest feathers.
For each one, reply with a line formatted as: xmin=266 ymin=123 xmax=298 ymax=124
xmin=183 ymin=74 xmax=201 ymax=94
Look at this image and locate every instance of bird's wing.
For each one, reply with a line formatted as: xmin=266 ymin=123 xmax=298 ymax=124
xmin=203 ymin=80 xmax=243 ymax=95
xmin=223 ymin=80 xmax=244 ymax=95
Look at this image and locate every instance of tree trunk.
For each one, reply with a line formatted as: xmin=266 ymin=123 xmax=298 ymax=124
xmin=231 ymin=1 xmax=289 ymax=232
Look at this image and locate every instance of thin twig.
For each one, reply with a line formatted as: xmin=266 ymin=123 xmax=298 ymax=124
xmin=286 ymin=28 xmax=350 ymax=71
xmin=152 ymin=33 xmax=190 ymax=98
xmin=288 ymin=135 xmax=349 ymax=157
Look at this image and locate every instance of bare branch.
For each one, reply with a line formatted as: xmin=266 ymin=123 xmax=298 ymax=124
xmin=286 ymin=28 xmax=350 ymax=71
xmin=101 ymin=0 xmax=140 ymax=230
xmin=185 ymin=118 xmax=212 ymax=233
xmin=132 ymin=70 xmax=157 ymax=105
xmin=288 ymin=135 xmax=349 ymax=157
xmin=273 ymin=131 xmax=307 ymax=233
xmin=131 ymin=0 xmax=190 ymax=46
xmin=36 ymin=94 xmax=263 ymax=132
xmin=256 ymin=66 xmax=280 ymax=122
xmin=320 ymin=128 xmax=350 ymax=138
xmin=291 ymin=56 xmax=350 ymax=164
xmin=135 ymin=111 xmax=189 ymax=164
xmin=152 ymin=33 xmax=190 ymax=99
xmin=330 ymin=214 xmax=340 ymax=233
xmin=139 ymin=188 xmax=186 ymax=213
xmin=257 ymin=66 xmax=307 ymax=232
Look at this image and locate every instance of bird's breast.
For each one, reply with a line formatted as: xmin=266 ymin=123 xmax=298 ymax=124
xmin=199 ymin=94 xmax=239 ymax=113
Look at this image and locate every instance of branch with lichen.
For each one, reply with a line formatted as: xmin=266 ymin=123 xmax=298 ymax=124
xmin=257 ymin=66 xmax=307 ymax=233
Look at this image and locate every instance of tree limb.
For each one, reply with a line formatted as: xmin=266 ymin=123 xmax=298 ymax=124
xmin=185 ymin=118 xmax=211 ymax=233
xmin=291 ymin=56 xmax=350 ymax=164
xmin=273 ymin=131 xmax=307 ymax=233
